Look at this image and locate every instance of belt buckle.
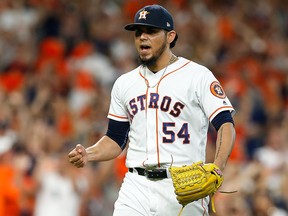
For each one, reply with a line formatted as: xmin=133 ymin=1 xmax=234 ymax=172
xmin=145 ymin=169 xmax=166 ymax=179
xmin=144 ymin=169 xmax=153 ymax=178
xmin=144 ymin=169 xmax=149 ymax=177
xmin=144 ymin=169 xmax=156 ymax=178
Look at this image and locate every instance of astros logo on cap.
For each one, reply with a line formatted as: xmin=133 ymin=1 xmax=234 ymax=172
xmin=139 ymin=9 xmax=150 ymax=20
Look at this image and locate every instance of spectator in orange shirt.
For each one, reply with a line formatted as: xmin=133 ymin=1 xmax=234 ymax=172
xmin=0 ymin=120 xmax=20 ymax=216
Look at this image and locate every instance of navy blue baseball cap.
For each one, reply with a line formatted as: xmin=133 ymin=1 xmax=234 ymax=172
xmin=125 ymin=4 xmax=174 ymax=31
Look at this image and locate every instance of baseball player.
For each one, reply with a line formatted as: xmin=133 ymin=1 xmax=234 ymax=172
xmin=68 ymin=4 xmax=236 ymax=216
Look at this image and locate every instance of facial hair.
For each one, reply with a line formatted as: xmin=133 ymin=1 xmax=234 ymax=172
xmin=138 ymin=37 xmax=167 ymax=68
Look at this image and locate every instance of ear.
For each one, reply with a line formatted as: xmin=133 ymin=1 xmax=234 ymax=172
xmin=167 ymin=30 xmax=177 ymax=44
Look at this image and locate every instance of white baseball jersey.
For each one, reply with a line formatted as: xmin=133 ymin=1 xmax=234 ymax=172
xmin=108 ymin=57 xmax=235 ymax=168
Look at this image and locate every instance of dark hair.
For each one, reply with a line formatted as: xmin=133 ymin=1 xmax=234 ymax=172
xmin=164 ymin=31 xmax=178 ymax=48
xmin=170 ymin=33 xmax=178 ymax=48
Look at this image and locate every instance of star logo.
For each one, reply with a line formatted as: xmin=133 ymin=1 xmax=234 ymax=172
xmin=210 ymin=81 xmax=226 ymax=99
xmin=138 ymin=9 xmax=150 ymax=20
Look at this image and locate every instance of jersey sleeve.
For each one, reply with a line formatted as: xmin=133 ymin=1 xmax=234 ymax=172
xmin=197 ymin=68 xmax=235 ymax=122
xmin=107 ymin=76 xmax=129 ymax=122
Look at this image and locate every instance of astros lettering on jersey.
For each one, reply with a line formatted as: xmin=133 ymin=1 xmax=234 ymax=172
xmin=108 ymin=57 xmax=235 ymax=168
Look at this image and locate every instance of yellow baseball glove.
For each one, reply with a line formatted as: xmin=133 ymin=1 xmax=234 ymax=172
xmin=169 ymin=161 xmax=223 ymax=213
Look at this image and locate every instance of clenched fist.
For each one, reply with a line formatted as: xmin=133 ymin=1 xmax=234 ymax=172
xmin=68 ymin=144 xmax=88 ymax=168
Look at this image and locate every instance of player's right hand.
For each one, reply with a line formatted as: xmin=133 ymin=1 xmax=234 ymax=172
xmin=68 ymin=144 xmax=88 ymax=168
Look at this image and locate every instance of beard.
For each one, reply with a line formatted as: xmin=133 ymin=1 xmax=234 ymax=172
xmin=138 ymin=39 xmax=167 ymax=68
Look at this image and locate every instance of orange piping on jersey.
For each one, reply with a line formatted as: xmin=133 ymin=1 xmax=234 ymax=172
xmin=144 ymin=82 xmax=150 ymax=166
xmin=145 ymin=87 xmax=149 ymax=113
xmin=155 ymin=92 xmax=161 ymax=167
xmin=139 ymin=69 xmax=144 ymax=78
xmin=155 ymin=60 xmax=191 ymax=167
xmin=208 ymin=106 xmax=233 ymax=121
xmin=158 ymin=61 xmax=191 ymax=84
xmin=139 ymin=68 xmax=150 ymax=87
xmin=108 ymin=113 xmax=128 ymax=119
xmin=139 ymin=67 xmax=156 ymax=167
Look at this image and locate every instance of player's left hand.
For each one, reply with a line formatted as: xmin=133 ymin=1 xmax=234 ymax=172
xmin=169 ymin=162 xmax=223 ymax=209
xmin=68 ymin=144 xmax=88 ymax=168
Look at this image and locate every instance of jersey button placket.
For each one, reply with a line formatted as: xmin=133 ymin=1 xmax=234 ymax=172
xmin=145 ymin=87 xmax=158 ymax=166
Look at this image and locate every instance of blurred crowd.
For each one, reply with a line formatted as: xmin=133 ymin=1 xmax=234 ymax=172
xmin=0 ymin=0 xmax=287 ymax=215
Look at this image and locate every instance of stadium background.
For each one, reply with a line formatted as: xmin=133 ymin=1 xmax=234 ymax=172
xmin=0 ymin=0 xmax=287 ymax=215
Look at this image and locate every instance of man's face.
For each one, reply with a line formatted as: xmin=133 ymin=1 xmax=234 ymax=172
xmin=134 ymin=26 xmax=168 ymax=67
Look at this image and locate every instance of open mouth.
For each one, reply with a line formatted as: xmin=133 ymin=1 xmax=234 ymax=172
xmin=140 ymin=45 xmax=151 ymax=51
